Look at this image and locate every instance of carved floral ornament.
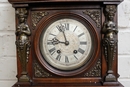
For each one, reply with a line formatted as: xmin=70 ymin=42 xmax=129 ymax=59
xmin=83 ymin=10 xmax=101 ymax=28
xmin=84 ymin=58 xmax=101 ymax=77
xmin=31 ymin=11 xmax=49 ymax=29
xmin=34 ymin=60 xmax=52 ymax=78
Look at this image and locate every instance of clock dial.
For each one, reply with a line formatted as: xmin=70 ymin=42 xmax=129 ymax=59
xmin=40 ymin=18 xmax=92 ymax=70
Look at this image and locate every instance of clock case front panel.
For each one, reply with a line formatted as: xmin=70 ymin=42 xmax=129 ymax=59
xmin=9 ymin=1 xmax=123 ymax=87
xmin=34 ymin=10 xmax=100 ymax=75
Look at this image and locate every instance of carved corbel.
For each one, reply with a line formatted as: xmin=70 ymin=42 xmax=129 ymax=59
xmin=15 ymin=8 xmax=31 ymax=82
xmin=102 ymin=5 xmax=117 ymax=82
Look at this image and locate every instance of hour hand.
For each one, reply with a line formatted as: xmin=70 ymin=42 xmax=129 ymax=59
xmin=51 ymin=37 xmax=65 ymax=45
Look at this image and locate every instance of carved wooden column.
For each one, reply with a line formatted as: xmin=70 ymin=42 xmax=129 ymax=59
xmin=15 ymin=8 xmax=31 ymax=82
xmin=102 ymin=5 xmax=118 ymax=83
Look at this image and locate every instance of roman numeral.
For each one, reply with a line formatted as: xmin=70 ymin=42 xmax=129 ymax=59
xmin=74 ymin=55 xmax=78 ymax=60
xmin=56 ymin=25 xmax=64 ymax=32
xmin=78 ymin=33 xmax=84 ymax=37
xmin=65 ymin=56 xmax=69 ymax=63
xmin=49 ymin=33 xmax=56 ymax=36
xmin=49 ymin=47 xmax=56 ymax=55
xmin=47 ymin=41 xmax=53 ymax=45
xmin=73 ymin=26 xmax=77 ymax=32
xmin=64 ymin=23 xmax=69 ymax=30
xmin=56 ymin=54 xmax=61 ymax=61
xmin=56 ymin=23 xmax=69 ymax=32
xmin=78 ymin=48 xmax=85 ymax=54
xmin=80 ymin=41 xmax=87 ymax=45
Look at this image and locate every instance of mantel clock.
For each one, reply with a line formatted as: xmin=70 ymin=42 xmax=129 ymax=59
xmin=8 ymin=0 xmax=124 ymax=87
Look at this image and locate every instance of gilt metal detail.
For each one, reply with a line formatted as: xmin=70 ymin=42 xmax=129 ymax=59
xmin=15 ymin=8 xmax=31 ymax=82
xmin=31 ymin=11 xmax=48 ymax=29
xmin=84 ymin=58 xmax=101 ymax=77
xmin=83 ymin=10 xmax=101 ymax=28
xmin=34 ymin=61 xmax=52 ymax=78
xmin=102 ymin=5 xmax=117 ymax=82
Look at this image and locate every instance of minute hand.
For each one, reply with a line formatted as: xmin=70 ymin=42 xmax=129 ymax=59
xmin=62 ymin=28 xmax=69 ymax=45
xmin=61 ymin=24 xmax=69 ymax=45
xmin=63 ymin=32 xmax=67 ymax=42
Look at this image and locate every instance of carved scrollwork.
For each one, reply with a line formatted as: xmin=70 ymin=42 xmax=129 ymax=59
xmin=83 ymin=10 xmax=101 ymax=28
xmin=102 ymin=5 xmax=117 ymax=82
xmin=15 ymin=8 xmax=31 ymax=82
xmin=84 ymin=58 xmax=101 ymax=77
xmin=31 ymin=11 xmax=48 ymax=29
xmin=34 ymin=61 xmax=52 ymax=78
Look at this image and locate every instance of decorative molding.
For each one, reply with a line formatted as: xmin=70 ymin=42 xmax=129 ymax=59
xmin=102 ymin=5 xmax=117 ymax=82
xmin=84 ymin=58 xmax=101 ymax=77
xmin=34 ymin=61 xmax=52 ymax=78
xmin=15 ymin=8 xmax=31 ymax=82
xmin=83 ymin=10 xmax=101 ymax=28
xmin=31 ymin=11 xmax=48 ymax=29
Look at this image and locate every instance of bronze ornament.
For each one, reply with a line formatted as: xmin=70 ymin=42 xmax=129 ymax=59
xmin=102 ymin=5 xmax=117 ymax=82
xmin=15 ymin=8 xmax=31 ymax=82
xmin=31 ymin=11 xmax=48 ymax=30
xmin=84 ymin=58 xmax=101 ymax=77
xmin=34 ymin=60 xmax=52 ymax=78
xmin=83 ymin=10 xmax=101 ymax=28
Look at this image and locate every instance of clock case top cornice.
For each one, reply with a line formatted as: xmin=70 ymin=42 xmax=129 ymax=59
xmin=8 ymin=0 xmax=123 ymax=4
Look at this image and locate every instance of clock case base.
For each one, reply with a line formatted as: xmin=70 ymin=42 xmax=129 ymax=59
xmin=12 ymin=82 xmax=124 ymax=87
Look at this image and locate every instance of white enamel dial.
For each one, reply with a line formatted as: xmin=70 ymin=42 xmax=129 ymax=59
xmin=40 ymin=18 xmax=92 ymax=70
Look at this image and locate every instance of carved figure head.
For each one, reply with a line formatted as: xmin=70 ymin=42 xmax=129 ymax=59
xmin=16 ymin=8 xmax=27 ymax=23
xmin=105 ymin=5 xmax=116 ymax=21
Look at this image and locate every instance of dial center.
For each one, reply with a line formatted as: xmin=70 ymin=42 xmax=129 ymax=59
xmin=65 ymin=41 xmax=69 ymax=45
xmin=56 ymin=31 xmax=79 ymax=55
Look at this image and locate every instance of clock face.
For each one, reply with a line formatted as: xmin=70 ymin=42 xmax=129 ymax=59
xmin=40 ymin=18 xmax=92 ymax=71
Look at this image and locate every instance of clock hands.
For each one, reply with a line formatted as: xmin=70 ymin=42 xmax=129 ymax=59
xmin=60 ymin=23 xmax=70 ymax=45
xmin=56 ymin=23 xmax=69 ymax=45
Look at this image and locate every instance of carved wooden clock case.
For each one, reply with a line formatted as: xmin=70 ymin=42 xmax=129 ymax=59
xmin=8 ymin=0 xmax=123 ymax=87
